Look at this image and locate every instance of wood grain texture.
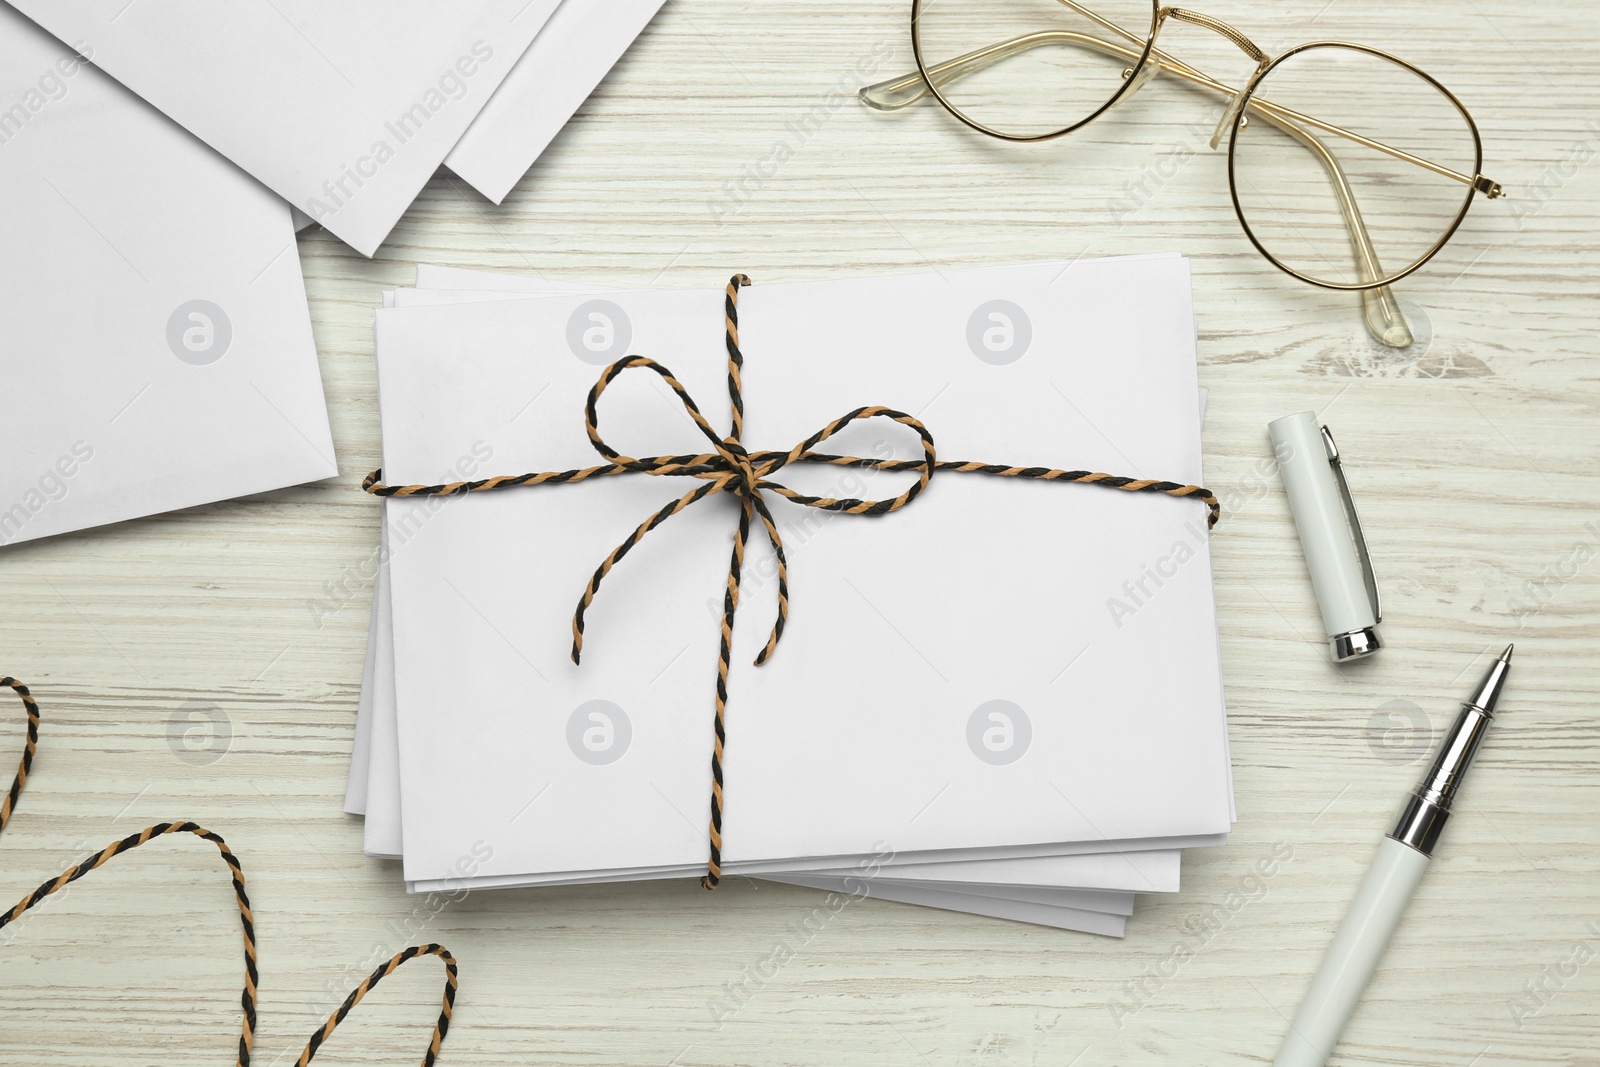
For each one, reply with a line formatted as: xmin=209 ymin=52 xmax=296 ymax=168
xmin=2 ymin=1 xmax=1597 ymax=1064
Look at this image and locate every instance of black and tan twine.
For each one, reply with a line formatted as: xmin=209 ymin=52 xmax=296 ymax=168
xmin=366 ymin=274 xmax=1220 ymax=888
xmin=0 ymin=678 xmax=459 ymax=1065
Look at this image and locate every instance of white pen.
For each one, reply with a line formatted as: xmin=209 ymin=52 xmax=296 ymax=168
xmin=1273 ymin=644 xmax=1514 ymax=1067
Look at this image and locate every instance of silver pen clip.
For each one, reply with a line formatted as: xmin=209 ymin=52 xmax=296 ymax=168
xmin=1320 ymin=425 xmax=1382 ymax=624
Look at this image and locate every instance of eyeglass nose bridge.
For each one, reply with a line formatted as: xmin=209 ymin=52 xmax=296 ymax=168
xmin=1159 ymin=7 xmax=1269 ymax=63
xmin=1153 ymin=7 xmax=1273 ymax=149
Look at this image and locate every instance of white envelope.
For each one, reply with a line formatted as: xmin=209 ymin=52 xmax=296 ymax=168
xmin=360 ymin=535 xmax=403 ymax=854
xmin=852 ymin=881 xmax=1131 ymax=914
xmin=792 ymin=848 xmax=1180 ymax=892
xmin=769 ymin=876 xmax=1129 ymax=937
xmin=375 ymin=258 xmax=1231 ymax=886
xmin=446 ymin=0 xmax=668 ymax=203
xmin=0 ymin=7 xmax=335 ymax=547
xmin=349 ymin=282 xmax=612 ymax=857
xmin=343 ymin=562 xmax=381 ymax=813
xmin=7 ymin=0 xmax=561 ymax=255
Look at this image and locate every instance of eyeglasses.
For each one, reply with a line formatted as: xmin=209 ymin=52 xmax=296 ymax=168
xmin=860 ymin=1 xmax=1506 ymax=348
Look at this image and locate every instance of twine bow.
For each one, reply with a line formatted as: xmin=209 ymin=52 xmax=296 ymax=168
xmin=366 ymin=274 xmax=1219 ymax=888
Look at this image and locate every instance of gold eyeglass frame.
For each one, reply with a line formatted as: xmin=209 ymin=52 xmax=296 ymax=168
xmin=860 ymin=0 xmax=1506 ymax=347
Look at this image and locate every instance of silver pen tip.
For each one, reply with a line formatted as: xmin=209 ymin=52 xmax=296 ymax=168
xmin=1466 ymin=646 xmax=1514 ymax=715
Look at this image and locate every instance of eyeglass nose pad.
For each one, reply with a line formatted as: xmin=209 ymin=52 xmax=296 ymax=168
xmin=1208 ymin=91 xmax=1247 ymax=150
xmin=1119 ymin=57 xmax=1160 ymax=101
xmin=1209 ymin=59 xmax=1272 ymax=150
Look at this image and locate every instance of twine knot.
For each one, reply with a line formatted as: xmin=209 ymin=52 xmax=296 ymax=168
xmin=721 ymin=438 xmax=759 ymax=497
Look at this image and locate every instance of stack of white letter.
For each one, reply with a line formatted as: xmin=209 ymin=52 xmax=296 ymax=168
xmin=345 ymin=252 xmax=1233 ymax=936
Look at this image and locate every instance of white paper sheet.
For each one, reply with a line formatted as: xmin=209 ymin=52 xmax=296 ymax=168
xmin=343 ymin=554 xmax=383 ymax=813
xmin=7 ymin=0 xmax=562 ymax=255
xmin=796 ymin=849 xmax=1181 ymax=892
xmin=362 ymin=542 xmax=404 ymax=857
xmin=375 ymin=258 xmax=1230 ymax=886
xmin=446 ymin=0 xmax=668 ymax=203
xmin=0 ymin=6 xmax=336 ymax=548
xmin=344 ymin=291 xmax=400 ymax=816
xmin=867 ymin=880 xmax=1135 ymax=914
xmin=770 ymin=876 xmax=1129 ymax=937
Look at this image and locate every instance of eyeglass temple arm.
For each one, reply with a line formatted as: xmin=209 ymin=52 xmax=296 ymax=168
xmin=860 ymin=33 xmax=1501 ymax=196
xmin=859 ymin=32 xmax=1088 ymax=111
xmin=861 ymin=32 xmax=1411 ymax=345
xmin=1256 ymin=108 xmax=1413 ymax=344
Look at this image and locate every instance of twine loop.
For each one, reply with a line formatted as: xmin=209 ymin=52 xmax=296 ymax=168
xmin=1 ymin=678 xmax=460 ymax=1066
xmin=365 ymin=274 xmax=1218 ymax=889
xmin=565 ymin=296 xmax=940 ymax=672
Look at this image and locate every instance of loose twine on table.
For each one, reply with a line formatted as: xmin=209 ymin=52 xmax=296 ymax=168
xmin=366 ymin=274 xmax=1220 ymax=888
xmin=0 ymin=677 xmax=459 ymax=1066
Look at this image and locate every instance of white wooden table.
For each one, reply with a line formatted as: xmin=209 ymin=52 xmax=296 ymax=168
xmin=3 ymin=1 xmax=1597 ymax=1064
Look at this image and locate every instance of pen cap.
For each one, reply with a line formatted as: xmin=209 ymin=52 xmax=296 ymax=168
xmin=1269 ymin=412 xmax=1382 ymax=660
